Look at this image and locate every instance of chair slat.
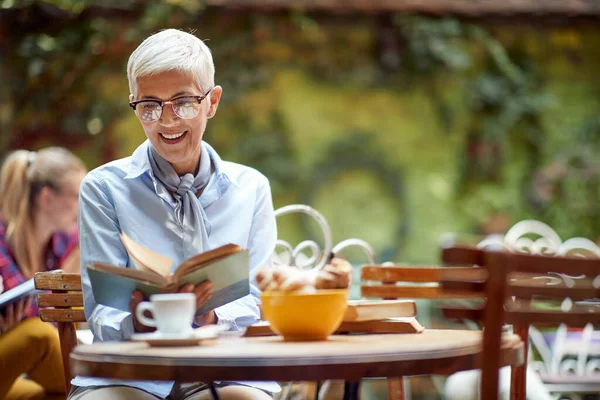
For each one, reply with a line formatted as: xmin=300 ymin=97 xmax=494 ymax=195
xmin=509 ymin=252 xmax=600 ymax=276
xmin=440 ymin=268 xmax=600 ymax=300
xmin=443 ymin=245 xmax=600 ymax=276
xmin=506 ymin=309 xmax=600 ymax=327
xmin=361 ymin=266 xmax=441 ymax=282
xmin=441 ymin=246 xmax=484 ymax=266
xmin=509 ymin=284 xmax=600 ymax=301
xmin=34 ymin=272 xmax=82 ymax=291
xmin=439 ymin=279 xmax=485 ymax=294
xmin=361 ymin=266 xmax=485 ymax=283
xmin=361 ymin=285 xmax=482 ymax=299
xmin=445 ymin=245 xmax=600 ymax=274
xmin=39 ymin=308 xmax=86 ymax=323
xmin=37 ymin=293 xmax=84 ymax=307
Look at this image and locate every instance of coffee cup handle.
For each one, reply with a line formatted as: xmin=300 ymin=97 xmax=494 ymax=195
xmin=135 ymin=301 xmax=157 ymax=328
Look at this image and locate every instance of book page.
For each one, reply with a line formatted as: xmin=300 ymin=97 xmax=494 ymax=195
xmin=88 ymin=263 xmax=168 ymax=286
xmin=87 ymin=264 xmax=174 ymax=312
xmin=174 ymin=243 xmax=242 ymax=280
xmin=344 ymin=300 xmax=417 ymax=322
xmin=120 ymin=232 xmax=173 ymax=277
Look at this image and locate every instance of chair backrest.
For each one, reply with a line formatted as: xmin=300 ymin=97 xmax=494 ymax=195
xmin=34 ymin=272 xmax=85 ymax=393
xmin=274 ymin=204 xmax=376 ymax=271
xmin=360 ymin=264 xmax=483 ymax=300
xmin=440 ymin=244 xmax=600 ymax=400
xmin=359 ymin=263 xmax=490 ymax=400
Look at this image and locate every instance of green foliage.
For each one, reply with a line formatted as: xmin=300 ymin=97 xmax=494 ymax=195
xmin=0 ymin=0 xmax=204 ymax=150
xmin=531 ymin=114 xmax=600 ymax=240
xmin=395 ymin=16 xmax=472 ymax=72
xmin=2 ymin=0 xmax=600 ymax=259
xmin=302 ymin=133 xmax=408 ymax=262
xmin=219 ymin=111 xmax=298 ymax=196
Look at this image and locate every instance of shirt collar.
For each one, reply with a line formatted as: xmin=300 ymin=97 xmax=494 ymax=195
xmin=123 ymin=139 xmax=240 ymax=189
xmin=204 ymin=141 xmax=240 ymax=189
xmin=124 ymin=140 xmax=152 ymax=180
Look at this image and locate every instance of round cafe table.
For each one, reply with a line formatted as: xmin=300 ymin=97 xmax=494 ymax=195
xmin=71 ymin=329 xmax=524 ymax=399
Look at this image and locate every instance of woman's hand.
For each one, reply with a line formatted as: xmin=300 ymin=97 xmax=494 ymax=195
xmin=179 ymin=281 xmax=216 ymax=325
xmin=0 ymin=296 xmax=32 ymax=335
xmin=129 ymin=281 xmax=216 ymax=332
xmin=129 ymin=290 xmax=155 ymax=333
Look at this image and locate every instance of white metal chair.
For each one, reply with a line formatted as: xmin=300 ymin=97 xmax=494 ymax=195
xmin=272 ymin=204 xmax=378 ymax=400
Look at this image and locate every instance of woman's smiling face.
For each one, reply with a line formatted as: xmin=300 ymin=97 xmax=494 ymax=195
xmin=132 ymin=70 xmax=221 ymax=175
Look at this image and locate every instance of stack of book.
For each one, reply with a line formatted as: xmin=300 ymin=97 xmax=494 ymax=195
xmin=245 ymin=299 xmax=424 ymax=337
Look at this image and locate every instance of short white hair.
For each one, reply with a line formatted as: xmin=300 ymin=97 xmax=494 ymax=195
xmin=127 ymin=29 xmax=215 ymax=96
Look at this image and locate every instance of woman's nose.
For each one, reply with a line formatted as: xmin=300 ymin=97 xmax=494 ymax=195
xmin=159 ymin=103 xmax=180 ymax=124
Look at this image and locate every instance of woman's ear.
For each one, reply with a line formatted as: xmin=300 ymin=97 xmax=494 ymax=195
xmin=207 ymin=86 xmax=222 ymax=119
xmin=36 ymin=186 xmax=55 ymax=211
xmin=129 ymin=94 xmax=135 ymax=103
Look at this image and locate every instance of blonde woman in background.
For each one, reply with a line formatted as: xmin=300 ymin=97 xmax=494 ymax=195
xmin=0 ymin=147 xmax=87 ymax=400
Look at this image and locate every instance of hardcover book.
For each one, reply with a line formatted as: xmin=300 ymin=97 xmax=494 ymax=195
xmin=87 ymin=233 xmax=250 ymax=315
xmin=244 ymin=318 xmax=424 ymax=337
xmin=343 ymin=300 xmax=417 ymax=322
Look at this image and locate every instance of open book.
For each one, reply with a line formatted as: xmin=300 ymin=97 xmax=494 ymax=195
xmin=343 ymin=299 xmax=417 ymax=322
xmin=87 ymin=233 xmax=250 ymax=315
xmin=0 ymin=278 xmax=36 ymax=309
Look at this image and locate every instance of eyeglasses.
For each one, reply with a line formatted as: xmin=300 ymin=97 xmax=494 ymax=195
xmin=129 ymin=88 xmax=213 ymax=122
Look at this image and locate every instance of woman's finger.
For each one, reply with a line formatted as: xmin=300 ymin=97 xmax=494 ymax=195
xmin=196 ymin=294 xmax=212 ymax=309
xmin=129 ymin=290 xmax=154 ymax=333
xmin=193 ymin=281 xmax=213 ymax=298
xmin=178 ymin=283 xmax=195 ymax=293
xmin=18 ymin=297 xmax=31 ymax=318
xmin=129 ymin=290 xmax=143 ymax=314
xmin=24 ymin=296 xmax=33 ymax=313
xmin=14 ymin=298 xmax=25 ymax=322
xmin=194 ymin=283 xmax=213 ymax=309
xmin=5 ymin=303 xmax=15 ymax=326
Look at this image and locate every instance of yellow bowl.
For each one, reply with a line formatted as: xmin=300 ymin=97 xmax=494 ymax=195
xmin=260 ymin=289 xmax=349 ymax=341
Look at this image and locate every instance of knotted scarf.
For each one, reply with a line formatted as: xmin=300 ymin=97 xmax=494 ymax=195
xmin=148 ymin=143 xmax=212 ymax=251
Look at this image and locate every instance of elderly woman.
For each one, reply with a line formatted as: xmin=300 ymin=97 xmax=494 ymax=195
xmin=70 ymin=30 xmax=279 ymax=400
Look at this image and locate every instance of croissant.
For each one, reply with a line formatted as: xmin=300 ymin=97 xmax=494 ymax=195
xmin=256 ymin=257 xmax=353 ymax=293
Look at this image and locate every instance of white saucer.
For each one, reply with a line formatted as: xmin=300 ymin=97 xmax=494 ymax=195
xmin=131 ymin=327 xmax=221 ymax=347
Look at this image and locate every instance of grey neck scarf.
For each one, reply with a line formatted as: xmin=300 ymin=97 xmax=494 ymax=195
xmin=148 ymin=144 xmax=212 ymax=250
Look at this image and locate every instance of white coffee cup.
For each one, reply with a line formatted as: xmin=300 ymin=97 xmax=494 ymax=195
xmin=135 ymin=293 xmax=196 ymax=335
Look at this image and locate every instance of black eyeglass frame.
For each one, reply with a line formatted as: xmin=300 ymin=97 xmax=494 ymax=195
xmin=128 ymin=88 xmax=213 ymax=119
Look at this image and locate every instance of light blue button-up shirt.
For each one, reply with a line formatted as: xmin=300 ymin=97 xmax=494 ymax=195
xmin=72 ymin=140 xmax=279 ymax=396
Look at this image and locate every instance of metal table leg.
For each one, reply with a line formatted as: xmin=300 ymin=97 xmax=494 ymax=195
xmin=343 ymin=381 xmax=360 ymax=400
xmin=209 ymin=383 xmax=221 ymax=400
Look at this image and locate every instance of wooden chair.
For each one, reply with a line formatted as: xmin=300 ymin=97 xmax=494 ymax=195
xmin=440 ymin=244 xmax=600 ymax=400
xmin=360 ymin=263 xmax=483 ymax=399
xmin=34 ymin=272 xmax=85 ymax=393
